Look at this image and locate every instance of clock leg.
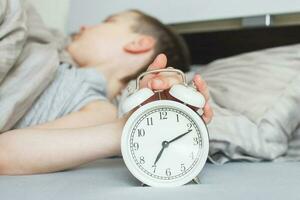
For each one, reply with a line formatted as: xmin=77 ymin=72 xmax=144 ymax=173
xmin=141 ymin=182 xmax=148 ymax=187
xmin=192 ymin=176 xmax=201 ymax=184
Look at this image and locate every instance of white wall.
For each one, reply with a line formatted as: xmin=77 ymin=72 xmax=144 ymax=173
xmin=67 ymin=0 xmax=300 ymax=33
xmin=28 ymin=0 xmax=70 ymax=33
xmin=27 ymin=0 xmax=300 ymax=33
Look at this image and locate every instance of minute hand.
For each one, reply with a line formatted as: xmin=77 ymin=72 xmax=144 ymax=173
xmin=168 ymin=129 xmax=192 ymax=144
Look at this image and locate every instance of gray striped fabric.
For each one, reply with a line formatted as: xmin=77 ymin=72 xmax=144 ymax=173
xmin=14 ymin=63 xmax=107 ymax=129
xmin=193 ymin=44 xmax=300 ymax=163
xmin=0 ymin=0 xmax=67 ymax=132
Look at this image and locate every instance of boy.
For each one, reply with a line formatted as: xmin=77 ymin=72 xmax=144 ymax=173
xmin=0 ymin=9 xmax=212 ymax=175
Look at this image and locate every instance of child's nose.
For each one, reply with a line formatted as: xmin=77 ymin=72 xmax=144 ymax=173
xmin=80 ymin=25 xmax=93 ymax=32
xmin=80 ymin=26 xmax=86 ymax=32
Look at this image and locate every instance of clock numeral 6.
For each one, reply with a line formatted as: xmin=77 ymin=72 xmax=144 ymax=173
xmin=139 ymin=156 xmax=145 ymax=164
xmin=137 ymin=129 xmax=145 ymax=137
xmin=133 ymin=142 xmax=139 ymax=151
xmin=165 ymin=168 xmax=172 ymax=177
xmin=159 ymin=111 xmax=167 ymax=120
xmin=180 ymin=163 xmax=186 ymax=172
xmin=146 ymin=117 xmax=153 ymax=126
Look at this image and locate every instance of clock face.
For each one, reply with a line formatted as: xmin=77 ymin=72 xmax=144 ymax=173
xmin=121 ymin=100 xmax=209 ymax=187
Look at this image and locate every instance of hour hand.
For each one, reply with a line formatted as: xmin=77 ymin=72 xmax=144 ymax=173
xmin=153 ymin=141 xmax=169 ymax=165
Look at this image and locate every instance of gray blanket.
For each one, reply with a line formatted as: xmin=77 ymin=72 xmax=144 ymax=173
xmin=118 ymin=44 xmax=300 ymax=164
xmin=0 ymin=0 xmax=68 ymax=132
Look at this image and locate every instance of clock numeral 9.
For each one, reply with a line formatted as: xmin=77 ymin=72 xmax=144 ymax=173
xmin=146 ymin=117 xmax=153 ymax=126
xmin=193 ymin=137 xmax=200 ymax=145
xmin=159 ymin=111 xmax=167 ymax=120
xmin=133 ymin=142 xmax=139 ymax=151
xmin=165 ymin=168 xmax=172 ymax=177
xmin=139 ymin=156 xmax=145 ymax=164
xmin=152 ymin=164 xmax=157 ymax=173
xmin=137 ymin=129 xmax=145 ymax=137
xmin=187 ymin=123 xmax=192 ymax=131
xmin=180 ymin=163 xmax=186 ymax=172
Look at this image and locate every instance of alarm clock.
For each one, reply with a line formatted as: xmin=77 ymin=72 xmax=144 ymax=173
xmin=121 ymin=68 xmax=209 ymax=187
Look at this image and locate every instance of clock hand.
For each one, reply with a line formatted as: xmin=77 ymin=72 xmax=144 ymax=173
xmin=168 ymin=129 xmax=192 ymax=144
xmin=153 ymin=130 xmax=192 ymax=166
xmin=153 ymin=141 xmax=169 ymax=166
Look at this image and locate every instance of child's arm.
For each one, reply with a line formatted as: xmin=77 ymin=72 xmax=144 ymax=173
xmin=0 ymin=118 xmax=125 ymax=175
xmin=31 ymin=100 xmax=118 ymax=129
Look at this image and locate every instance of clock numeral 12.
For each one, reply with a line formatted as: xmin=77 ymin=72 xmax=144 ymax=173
xmin=146 ymin=117 xmax=153 ymax=126
xmin=159 ymin=111 xmax=167 ymax=120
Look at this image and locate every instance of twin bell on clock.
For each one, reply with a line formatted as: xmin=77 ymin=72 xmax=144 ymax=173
xmin=121 ymin=67 xmax=209 ymax=187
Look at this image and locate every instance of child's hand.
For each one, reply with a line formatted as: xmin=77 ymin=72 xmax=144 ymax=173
xmin=140 ymin=54 xmax=213 ymax=124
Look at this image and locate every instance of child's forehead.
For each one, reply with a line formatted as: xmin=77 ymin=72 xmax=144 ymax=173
xmin=112 ymin=11 xmax=140 ymax=21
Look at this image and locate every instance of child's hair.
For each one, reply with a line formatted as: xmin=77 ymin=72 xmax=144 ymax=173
xmin=122 ymin=10 xmax=191 ymax=82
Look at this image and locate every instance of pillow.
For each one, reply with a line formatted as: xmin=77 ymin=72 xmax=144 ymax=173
xmin=193 ymin=44 xmax=300 ymax=164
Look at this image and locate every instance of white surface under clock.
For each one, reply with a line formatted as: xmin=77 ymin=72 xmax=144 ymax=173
xmin=121 ymin=100 xmax=209 ymax=187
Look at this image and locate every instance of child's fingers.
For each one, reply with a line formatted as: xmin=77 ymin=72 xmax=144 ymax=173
xmin=148 ymin=78 xmax=169 ymax=90
xmin=147 ymin=54 xmax=167 ymax=71
xmin=193 ymin=74 xmax=209 ymax=101
xmin=140 ymin=54 xmax=168 ymax=88
xmin=148 ymin=73 xmax=182 ymax=90
xmin=202 ymin=103 xmax=213 ymax=124
xmin=193 ymin=74 xmax=213 ymax=123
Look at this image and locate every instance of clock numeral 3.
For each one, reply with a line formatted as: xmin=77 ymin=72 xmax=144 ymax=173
xmin=165 ymin=168 xmax=172 ymax=177
xmin=139 ymin=156 xmax=145 ymax=164
xmin=159 ymin=111 xmax=167 ymax=120
xmin=133 ymin=142 xmax=139 ymax=151
xmin=146 ymin=117 xmax=153 ymax=126
xmin=180 ymin=163 xmax=186 ymax=172
xmin=137 ymin=129 xmax=145 ymax=137
xmin=193 ymin=137 xmax=200 ymax=145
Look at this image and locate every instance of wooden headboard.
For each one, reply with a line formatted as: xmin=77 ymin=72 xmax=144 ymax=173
xmin=166 ymin=12 xmax=300 ymax=64
xmin=181 ymin=25 xmax=300 ymax=65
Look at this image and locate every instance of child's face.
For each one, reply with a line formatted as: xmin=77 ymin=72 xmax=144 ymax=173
xmin=67 ymin=11 xmax=140 ymax=67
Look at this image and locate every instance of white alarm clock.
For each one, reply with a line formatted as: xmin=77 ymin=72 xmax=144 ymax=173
xmin=121 ymin=68 xmax=209 ymax=187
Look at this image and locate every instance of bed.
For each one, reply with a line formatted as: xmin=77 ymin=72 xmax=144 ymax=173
xmin=1 ymin=158 xmax=300 ymax=200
